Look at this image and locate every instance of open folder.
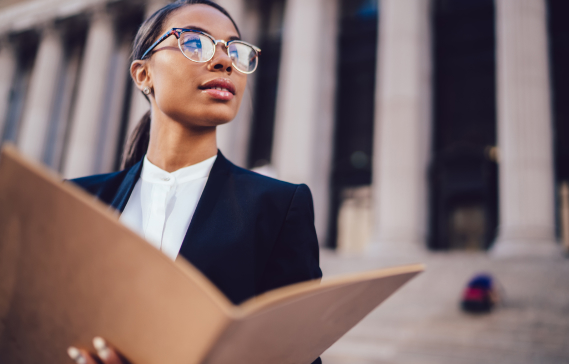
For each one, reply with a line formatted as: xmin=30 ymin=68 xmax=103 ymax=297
xmin=0 ymin=145 xmax=423 ymax=364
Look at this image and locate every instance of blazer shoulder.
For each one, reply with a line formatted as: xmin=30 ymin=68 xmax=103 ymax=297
xmin=70 ymin=169 xmax=126 ymax=189
xmin=68 ymin=169 xmax=131 ymax=203
xmin=228 ymin=163 xmax=303 ymax=196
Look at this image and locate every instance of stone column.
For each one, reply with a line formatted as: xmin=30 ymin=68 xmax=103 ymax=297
xmin=125 ymin=0 xmax=170 ymax=142
xmin=215 ymin=0 xmax=258 ymax=167
xmin=493 ymin=0 xmax=557 ymax=257
xmin=0 ymin=39 xmax=16 ymax=141
xmin=63 ymin=9 xmax=115 ymax=179
xmin=43 ymin=46 xmax=82 ymax=171
xmin=95 ymin=41 xmax=131 ymax=174
xmin=271 ymin=0 xmax=338 ymax=243
xmin=18 ymin=25 xmax=64 ymax=161
xmin=371 ymin=0 xmax=432 ymax=255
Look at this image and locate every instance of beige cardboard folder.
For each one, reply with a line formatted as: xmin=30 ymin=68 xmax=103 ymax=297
xmin=0 ymin=145 xmax=423 ymax=364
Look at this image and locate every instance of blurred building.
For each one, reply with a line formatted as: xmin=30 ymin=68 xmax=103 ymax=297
xmin=0 ymin=0 xmax=567 ymax=257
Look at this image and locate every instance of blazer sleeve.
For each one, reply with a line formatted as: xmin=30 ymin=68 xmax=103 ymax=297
xmin=258 ymin=183 xmax=323 ymax=294
xmin=259 ymin=184 xmax=323 ymax=364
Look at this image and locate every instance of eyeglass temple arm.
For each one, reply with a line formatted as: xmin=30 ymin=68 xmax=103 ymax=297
xmin=140 ymin=29 xmax=180 ymax=60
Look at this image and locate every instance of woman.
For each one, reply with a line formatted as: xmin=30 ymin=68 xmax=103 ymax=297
xmin=66 ymin=0 xmax=322 ymax=363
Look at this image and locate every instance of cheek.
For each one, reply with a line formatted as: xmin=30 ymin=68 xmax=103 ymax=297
xmin=152 ymin=56 xmax=199 ymax=102
xmin=235 ymin=76 xmax=247 ymax=99
xmin=150 ymin=58 xmax=248 ymax=124
xmin=228 ymin=76 xmax=247 ymax=114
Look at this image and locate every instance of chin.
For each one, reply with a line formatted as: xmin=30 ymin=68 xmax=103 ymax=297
xmin=199 ymin=105 xmax=239 ymax=126
xmin=165 ymin=103 xmax=236 ymax=127
xmin=179 ymin=112 xmax=236 ymax=129
xmin=203 ymin=117 xmax=233 ymax=128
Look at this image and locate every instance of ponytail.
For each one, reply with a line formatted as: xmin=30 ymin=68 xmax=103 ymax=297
xmin=121 ymin=110 xmax=151 ymax=170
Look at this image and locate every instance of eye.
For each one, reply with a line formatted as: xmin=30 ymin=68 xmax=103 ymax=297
xmin=182 ymin=35 xmax=202 ymax=51
xmin=180 ymin=32 xmax=215 ymax=61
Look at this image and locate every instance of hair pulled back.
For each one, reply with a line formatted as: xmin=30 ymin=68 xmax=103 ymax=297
xmin=121 ymin=0 xmax=241 ymax=169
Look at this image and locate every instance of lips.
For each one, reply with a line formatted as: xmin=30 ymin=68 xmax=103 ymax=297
xmin=199 ymin=78 xmax=236 ymax=101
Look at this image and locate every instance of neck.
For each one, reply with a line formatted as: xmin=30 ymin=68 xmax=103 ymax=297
xmin=146 ymin=114 xmax=218 ymax=173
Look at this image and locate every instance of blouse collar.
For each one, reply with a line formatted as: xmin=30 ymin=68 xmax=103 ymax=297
xmin=140 ymin=154 xmax=217 ymax=185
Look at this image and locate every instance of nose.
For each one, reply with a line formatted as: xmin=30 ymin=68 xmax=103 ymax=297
xmin=208 ymin=42 xmax=233 ymax=74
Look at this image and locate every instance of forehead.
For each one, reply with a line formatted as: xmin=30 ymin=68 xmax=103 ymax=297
xmin=164 ymin=4 xmax=239 ymax=39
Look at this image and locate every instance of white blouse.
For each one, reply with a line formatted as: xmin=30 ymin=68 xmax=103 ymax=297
xmin=119 ymin=154 xmax=217 ymax=260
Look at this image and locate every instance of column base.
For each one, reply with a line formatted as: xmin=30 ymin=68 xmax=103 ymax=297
xmin=491 ymin=238 xmax=561 ymax=259
xmin=366 ymin=238 xmax=427 ymax=264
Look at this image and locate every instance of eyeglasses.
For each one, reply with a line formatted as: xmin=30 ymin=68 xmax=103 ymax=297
xmin=140 ymin=28 xmax=261 ymax=74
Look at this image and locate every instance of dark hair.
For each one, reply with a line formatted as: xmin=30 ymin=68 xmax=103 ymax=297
xmin=121 ymin=0 xmax=241 ymax=169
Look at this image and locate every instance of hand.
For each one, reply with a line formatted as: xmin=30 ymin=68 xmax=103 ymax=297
xmin=67 ymin=337 xmax=130 ymax=364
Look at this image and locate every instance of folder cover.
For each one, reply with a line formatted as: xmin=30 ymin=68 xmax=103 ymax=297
xmin=0 ymin=145 xmax=423 ymax=364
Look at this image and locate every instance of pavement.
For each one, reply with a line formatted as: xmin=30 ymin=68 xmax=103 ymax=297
xmin=318 ymin=249 xmax=569 ymax=364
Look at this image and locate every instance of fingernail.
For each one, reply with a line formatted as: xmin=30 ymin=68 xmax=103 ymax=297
xmin=93 ymin=336 xmax=111 ymax=360
xmin=67 ymin=346 xmax=87 ymax=364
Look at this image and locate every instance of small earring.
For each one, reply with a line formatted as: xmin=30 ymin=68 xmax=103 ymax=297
xmin=143 ymin=87 xmax=151 ymax=95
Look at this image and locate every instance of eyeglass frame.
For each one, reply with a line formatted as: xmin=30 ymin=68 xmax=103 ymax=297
xmin=140 ymin=27 xmax=262 ymax=74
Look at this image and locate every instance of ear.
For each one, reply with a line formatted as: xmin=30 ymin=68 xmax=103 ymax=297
xmin=130 ymin=60 xmax=151 ymax=91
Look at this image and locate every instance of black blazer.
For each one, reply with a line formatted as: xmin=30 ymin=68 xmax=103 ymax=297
xmin=72 ymin=151 xmax=324 ymax=363
xmin=71 ymin=150 xmax=322 ymax=305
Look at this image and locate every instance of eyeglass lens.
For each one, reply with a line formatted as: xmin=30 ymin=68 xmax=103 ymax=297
xmin=228 ymin=42 xmax=258 ymax=73
xmin=180 ymin=32 xmax=215 ymax=62
xmin=180 ymin=32 xmax=258 ymax=73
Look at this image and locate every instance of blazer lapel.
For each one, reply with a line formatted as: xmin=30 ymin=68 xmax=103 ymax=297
xmin=110 ymin=159 xmax=143 ymax=213
xmin=177 ymin=150 xmax=232 ymax=261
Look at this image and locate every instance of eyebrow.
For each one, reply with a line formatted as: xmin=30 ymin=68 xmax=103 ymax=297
xmin=181 ymin=25 xmax=241 ymax=41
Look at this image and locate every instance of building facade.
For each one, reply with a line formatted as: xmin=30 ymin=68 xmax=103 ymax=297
xmin=0 ymin=0 xmax=567 ymax=257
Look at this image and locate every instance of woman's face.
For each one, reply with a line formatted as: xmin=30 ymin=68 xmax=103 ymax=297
xmin=137 ymin=5 xmax=247 ymax=128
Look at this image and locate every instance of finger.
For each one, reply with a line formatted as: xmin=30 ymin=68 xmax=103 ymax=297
xmin=93 ymin=337 xmax=126 ymax=364
xmin=67 ymin=346 xmax=98 ymax=364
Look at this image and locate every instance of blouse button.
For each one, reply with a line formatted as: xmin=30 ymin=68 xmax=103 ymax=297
xmin=163 ymin=177 xmax=170 ymax=181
